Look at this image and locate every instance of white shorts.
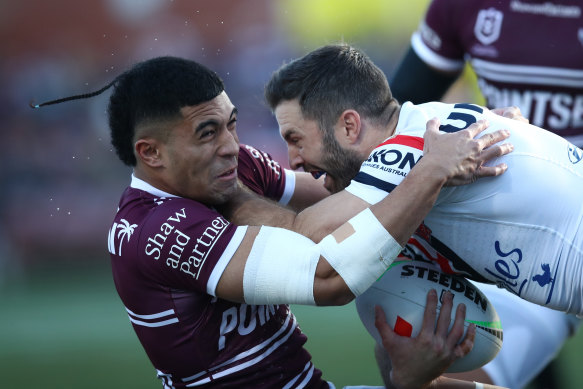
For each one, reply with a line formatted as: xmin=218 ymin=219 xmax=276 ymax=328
xmin=477 ymin=282 xmax=581 ymax=389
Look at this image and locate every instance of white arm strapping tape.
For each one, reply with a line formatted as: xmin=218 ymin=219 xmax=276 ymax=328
xmin=318 ymin=208 xmax=403 ymax=296
xmin=243 ymin=226 xmax=319 ymax=305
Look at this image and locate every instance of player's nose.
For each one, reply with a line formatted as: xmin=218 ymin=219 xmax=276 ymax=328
xmin=218 ymin=128 xmax=239 ymax=158
xmin=288 ymin=148 xmax=304 ymax=171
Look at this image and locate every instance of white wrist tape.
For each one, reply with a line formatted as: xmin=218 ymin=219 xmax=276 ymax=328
xmin=243 ymin=226 xmax=318 ymax=305
xmin=474 ymin=383 xmax=484 ymax=389
xmin=318 ymin=208 xmax=403 ymax=296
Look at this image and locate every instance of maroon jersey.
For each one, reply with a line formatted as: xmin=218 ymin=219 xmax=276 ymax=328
xmin=412 ymin=0 xmax=583 ymax=145
xmin=108 ymin=144 xmax=327 ymax=388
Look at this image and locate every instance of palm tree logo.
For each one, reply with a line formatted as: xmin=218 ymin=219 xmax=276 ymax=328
xmin=108 ymin=219 xmax=138 ymax=256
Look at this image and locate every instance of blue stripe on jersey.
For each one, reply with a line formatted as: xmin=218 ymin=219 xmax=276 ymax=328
xmin=353 ymin=172 xmax=397 ymax=193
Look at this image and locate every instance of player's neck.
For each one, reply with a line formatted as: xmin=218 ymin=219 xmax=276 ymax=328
xmin=360 ymin=104 xmax=401 ymax=155
xmin=367 ymin=105 xmax=400 ymax=150
xmin=384 ymin=105 xmax=400 ymax=140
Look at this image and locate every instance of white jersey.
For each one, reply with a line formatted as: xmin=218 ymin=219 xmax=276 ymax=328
xmin=347 ymin=102 xmax=583 ymax=314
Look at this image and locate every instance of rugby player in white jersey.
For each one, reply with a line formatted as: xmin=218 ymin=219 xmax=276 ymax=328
xmin=389 ymin=2 xmax=583 ymax=386
xmin=32 ymin=56 xmax=511 ymax=389
xmin=253 ymin=44 xmax=583 ymax=389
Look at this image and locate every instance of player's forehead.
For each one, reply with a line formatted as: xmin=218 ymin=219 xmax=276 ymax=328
xmin=275 ymin=99 xmax=319 ymax=140
xmin=180 ymin=92 xmax=236 ymax=125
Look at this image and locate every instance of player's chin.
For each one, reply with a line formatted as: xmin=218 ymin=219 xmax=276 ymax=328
xmin=323 ymin=175 xmax=345 ymax=194
xmin=209 ymin=180 xmax=239 ymax=204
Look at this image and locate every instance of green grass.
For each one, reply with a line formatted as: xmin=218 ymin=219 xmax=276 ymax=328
xmin=1 ymin=265 xmax=582 ymax=388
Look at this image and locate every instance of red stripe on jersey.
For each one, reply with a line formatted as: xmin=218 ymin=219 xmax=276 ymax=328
xmin=407 ymin=236 xmax=457 ymax=275
xmin=378 ymin=135 xmax=424 ymax=150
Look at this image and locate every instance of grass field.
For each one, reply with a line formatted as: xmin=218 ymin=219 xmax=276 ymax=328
xmin=1 ymin=263 xmax=582 ymax=388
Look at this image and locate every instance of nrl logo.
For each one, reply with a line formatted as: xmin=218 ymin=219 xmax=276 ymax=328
xmin=568 ymin=143 xmax=583 ymax=164
xmin=474 ymin=8 xmax=504 ymax=45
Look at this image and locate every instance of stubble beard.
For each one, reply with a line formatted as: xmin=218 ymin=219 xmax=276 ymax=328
xmin=320 ymin=134 xmax=365 ymax=194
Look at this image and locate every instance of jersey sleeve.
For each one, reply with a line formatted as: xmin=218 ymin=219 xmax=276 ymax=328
xmin=345 ymin=135 xmax=425 ymax=204
xmin=136 ymin=199 xmax=247 ymax=296
xmin=237 ymin=144 xmax=294 ymax=204
xmin=411 ymin=0 xmax=466 ymax=72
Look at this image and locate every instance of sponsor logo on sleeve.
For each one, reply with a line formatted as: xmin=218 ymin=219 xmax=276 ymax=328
xmin=245 ymin=144 xmax=281 ymax=177
xmin=354 ymin=135 xmax=423 ymax=192
xmin=143 ymin=208 xmax=230 ymax=279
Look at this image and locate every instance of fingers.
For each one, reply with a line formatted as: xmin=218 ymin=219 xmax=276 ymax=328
xmin=469 ymin=124 xmax=513 ymax=179
xmin=474 ymin=163 xmax=508 ymax=178
xmin=420 ymin=289 xmax=438 ymax=332
xmin=434 ymin=291 xmax=454 ymax=339
xmin=423 ymin=118 xmax=441 ymax=154
xmin=445 ymin=301 xmax=468 ymax=351
xmin=455 ymin=323 xmax=476 ymax=358
xmin=476 ymin=128 xmax=511 ymax=150
xmin=425 ymin=117 xmax=441 ymax=134
xmin=491 ymin=106 xmax=529 ymax=123
xmin=479 ymin=141 xmax=514 ymax=161
xmin=374 ymin=305 xmax=388 ymax=329
xmin=438 ymin=291 xmax=475 ymax=360
xmin=473 ymin=140 xmax=514 ymax=178
xmin=374 ymin=305 xmax=396 ymax=348
xmin=464 ymin=119 xmax=491 ymax=139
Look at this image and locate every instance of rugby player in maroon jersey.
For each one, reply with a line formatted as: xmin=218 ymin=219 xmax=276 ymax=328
xmin=390 ymin=2 xmax=583 ymax=387
xmin=391 ymin=0 xmax=583 ymax=147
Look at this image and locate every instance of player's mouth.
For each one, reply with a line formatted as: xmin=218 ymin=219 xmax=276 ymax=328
xmin=310 ymin=170 xmax=325 ymax=179
xmin=217 ymin=167 xmax=237 ymax=181
xmin=308 ymin=169 xmax=336 ymax=193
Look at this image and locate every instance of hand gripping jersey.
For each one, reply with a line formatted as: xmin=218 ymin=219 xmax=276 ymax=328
xmin=347 ymin=102 xmax=583 ymax=315
xmin=412 ymin=0 xmax=583 ymax=146
xmin=108 ymin=144 xmax=328 ymax=388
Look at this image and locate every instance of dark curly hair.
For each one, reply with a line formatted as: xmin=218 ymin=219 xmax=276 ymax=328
xmin=109 ymin=57 xmax=224 ymax=166
xmin=31 ymin=56 xmax=225 ymax=166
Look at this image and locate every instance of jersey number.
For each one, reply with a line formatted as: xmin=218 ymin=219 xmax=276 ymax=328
xmin=439 ymin=103 xmax=483 ymax=133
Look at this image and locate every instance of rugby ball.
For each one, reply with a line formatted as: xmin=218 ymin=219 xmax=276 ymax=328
xmin=355 ymin=260 xmax=502 ymax=373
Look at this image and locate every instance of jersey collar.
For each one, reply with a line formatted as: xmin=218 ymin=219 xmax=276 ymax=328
xmin=130 ymin=174 xmax=180 ymax=199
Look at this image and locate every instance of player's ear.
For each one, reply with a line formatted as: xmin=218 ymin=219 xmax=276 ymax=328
xmin=135 ymin=138 xmax=163 ymax=167
xmin=338 ymin=109 xmax=361 ymax=145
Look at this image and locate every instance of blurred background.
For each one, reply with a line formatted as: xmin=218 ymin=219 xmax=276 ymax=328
xmin=1 ymin=1 xmax=580 ymax=387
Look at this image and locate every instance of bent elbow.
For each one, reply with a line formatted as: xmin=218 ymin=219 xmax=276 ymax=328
xmin=313 ymin=278 xmax=355 ymax=306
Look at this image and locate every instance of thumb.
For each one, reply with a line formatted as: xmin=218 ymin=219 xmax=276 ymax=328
xmin=423 ymin=117 xmax=441 ymax=154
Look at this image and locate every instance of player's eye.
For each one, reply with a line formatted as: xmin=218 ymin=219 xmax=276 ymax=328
xmin=200 ymin=129 xmax=216 ymax=139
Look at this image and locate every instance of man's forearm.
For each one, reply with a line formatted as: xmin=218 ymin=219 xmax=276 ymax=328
xmin=220 ymin=160 xmax=445 ymax=246
xmin=218 ymin=182 xmax=297 ymax=229
xmin=369 ymin=156 xmax=445 ymax=245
